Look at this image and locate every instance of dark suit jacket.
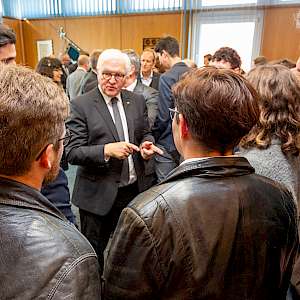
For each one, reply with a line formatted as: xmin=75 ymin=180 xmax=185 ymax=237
xmin=80 ymin=70 xmax=98 ymax=94
xmin=138 ymin=72 xmax=160 ymax=91
xmin=152 ymin=62 xmax=189 ymax=154
xmin=134 ymin=81 xmax=159 ymax=129
xmin=66 ymin=87 xmax=154 ymax=216
xmin=149 ymin=72 xmax=160 ymax=91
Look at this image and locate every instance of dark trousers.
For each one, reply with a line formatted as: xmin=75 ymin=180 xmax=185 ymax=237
xmin=79 ymin=182 xmax=139 ymax=272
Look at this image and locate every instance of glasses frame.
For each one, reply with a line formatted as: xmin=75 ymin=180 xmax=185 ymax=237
xmin=169 ymin=108 xmax=180 ymax=121
xmin=35 ymin=129 xmax=72 ymax=161
xmin=101 ymin=72 xmax=125 ymax=82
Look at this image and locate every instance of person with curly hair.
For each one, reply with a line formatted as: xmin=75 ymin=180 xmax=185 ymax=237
xmin=210 ymin=46 xmax=242 ymax=73
xmin=240 ymin=64 xmax=300 ymax=203
xmin=239 ymin=64 xmax=300 ymax=299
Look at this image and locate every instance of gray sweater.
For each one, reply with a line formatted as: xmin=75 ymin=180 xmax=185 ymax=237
xmin=240 ymin=139 xmax=300 ymax=206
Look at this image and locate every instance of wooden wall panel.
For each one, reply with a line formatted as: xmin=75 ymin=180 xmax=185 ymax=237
xmin=22 ymin=18 xmax=66 ymax=68
xmin=120 ymin=13 xmax=182 ymax=55
xmin=64 ymin=15 xmax=121 ymax=54
xmin=261 ymin=6 xmax=300 ymax=61
xmin=3 ymin=17 xmax=24 ymax=64
xmin=20 ymin=13 xmax=181 ymax=68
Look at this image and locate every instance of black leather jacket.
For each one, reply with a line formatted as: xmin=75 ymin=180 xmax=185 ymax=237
xmin=103 ymin=157 xmax=298 ymax=300
xmin=0 ymin=177 xmax=101 ymax=299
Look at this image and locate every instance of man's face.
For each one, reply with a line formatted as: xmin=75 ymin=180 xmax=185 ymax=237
xmin=62 ymin=54 xmax=71 ymax=66
xmin=210 ymin=59 xmax=232 ymax=70
xmin=158 ymin=51 xmax=170 ymax=70
xmin=141 ymin=51 xmax=155 ymax=74
xmin=0 ymin=43 xmax=16 ymax=64
xmin=98 ymin=59 xmax=126 ymax=97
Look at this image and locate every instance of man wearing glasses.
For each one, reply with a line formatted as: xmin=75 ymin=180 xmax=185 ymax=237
xmin=0 ymin=64 xmax=100 ymax=299
xmin=66 ymin=48 xmax=162 ymax=270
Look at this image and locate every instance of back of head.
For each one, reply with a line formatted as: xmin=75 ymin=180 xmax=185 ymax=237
xmin=253 ymin=56 xmax=267 ymax=66
xmin=78 ymin=55 xmax=89 ymax=67
xmin=154 ymin=36 xmax=180 ymax=57
xmin=0 ymin=24 xmax=16 ymax=47
xmin=212 ymin=47 xmax=242 ymax=70
xmin=97 ymin=48 xmax=131 ymax=75
xmin=270 ymin=58 xmax=296 ymax=69
xmin=122 ymin=49 xmax=140 ymax=77
xmin=90 ymin=49 xmax=102 ymax=70
xmin=0 ymin=64 xmax=69 ymax=176
xmin=241 ymin=64 xmax=300 ymax=155
xmin=172 ymin=67 xmax=259 ymax=151
xmin=36 ymin=57 xmax=62 ymax=79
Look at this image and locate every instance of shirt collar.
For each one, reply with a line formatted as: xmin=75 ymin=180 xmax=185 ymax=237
xmin=98 ymin=84 xmax=122 ymax=105
xmin=125 ymin=79 xmax=137 ymax=92
xmin=140 ymin=70 xmax=153 ymax=80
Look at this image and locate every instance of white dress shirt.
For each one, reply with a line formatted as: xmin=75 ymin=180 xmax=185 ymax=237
xmin=98 ymin=85 xmax=137 ymax=185
xmin=140 ymin=71 xmax=153 ymax=87
xmin=125 ymin=79 xmax=137 ymax=92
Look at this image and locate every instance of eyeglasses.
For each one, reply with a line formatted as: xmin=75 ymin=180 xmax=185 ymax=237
xmin=101 ymin=72 xmax=125 ymax=81
xmin=58 ymin=129 xmax=72 ymax=147
xmin=35 ymin=129 xmax=72 ymax=161
xmin=169 ymin=108 xmax=180 ymax=120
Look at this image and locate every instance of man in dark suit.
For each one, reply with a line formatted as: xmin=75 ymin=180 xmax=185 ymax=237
xmin=66 ymin=48 xmax=162 ymax=269
xmin=139 ymin=48 xmax=160 ymax=91
xmin=123 ymin=49 xmax=159 ymax=129
xmin=152 ymin=36 xmax=190 ymax=182
xmin=79 ymin=49 xmax=102 ymax=94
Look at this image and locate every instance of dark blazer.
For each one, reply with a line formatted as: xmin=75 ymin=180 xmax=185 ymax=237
xmin=104 ymin=157 xmax=298 ymax=299
xmin=152 ymin=62 xmax=189 ymax=154
xmin=134 ymin=81 xmax=159 ymax=129
xmin=66 ymin=87 xmax=154 ymax=216
xmin=80 ymin=70 xmax=98 ymax=94
xmin=149 ymin=72 xmax=160 ymax=91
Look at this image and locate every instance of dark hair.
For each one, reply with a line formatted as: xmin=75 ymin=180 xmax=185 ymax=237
xmin=0 ymin=24 xmax=16 ymax=47
xmin=172 ymin=67 xmax=259 ymax=151
xmin=204 ymin=54 xmax=212 ymax=61
xmin=240 ymin=64 xmax=300 ymax=156
xmin=36 ymin=57 xmax=62 ymax=80
xmin=154 ymin=36 xmax=179 ymax=57
xmin=212 ymin=47 xmax=241 ymax=69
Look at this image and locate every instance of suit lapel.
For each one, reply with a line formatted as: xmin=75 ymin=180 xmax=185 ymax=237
xmin=121 ymin=90 xmax=135 ymax=143
xmin=93 ymin=89 xmax=119 ymax=141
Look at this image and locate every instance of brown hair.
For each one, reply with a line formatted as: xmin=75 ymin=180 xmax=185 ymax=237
xmin=212 ymin=47 xmax=242 ymax=69
xmin=240 ymin=64 xmax=300 ymax=156
xmin=172 ymin=67 xmax=259 ymax=151
xmin=0 ymin=64 xmax=69 ymax=176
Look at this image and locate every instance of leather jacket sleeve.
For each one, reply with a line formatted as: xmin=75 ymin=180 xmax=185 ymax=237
xmin=50 ymin=255 xmax=101 ymax=299
xmin=103 ymin=207 xmax=163 ymax=300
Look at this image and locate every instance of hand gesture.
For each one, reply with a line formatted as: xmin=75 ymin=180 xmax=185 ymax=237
xmin=104 ymin=142 xmax=140 ymax=160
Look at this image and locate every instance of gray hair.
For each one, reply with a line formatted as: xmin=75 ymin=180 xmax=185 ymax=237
xmin=97 ymin=49 xmax=131 ymax=75
xmin=122 ymin=49 xmax=140 ymax=77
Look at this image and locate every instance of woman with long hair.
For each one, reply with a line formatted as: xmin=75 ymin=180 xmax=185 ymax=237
xmin=240 ymin=64 xmax=300 ymax=203
xmin=240 ymin=64 xmax=300 ymax=298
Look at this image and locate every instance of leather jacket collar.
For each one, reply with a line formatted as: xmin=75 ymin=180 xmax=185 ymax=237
xmin=161 ymin=156 xmax=254 ymax=184
xmin=0 ymin=177 xmax=66 ymax=220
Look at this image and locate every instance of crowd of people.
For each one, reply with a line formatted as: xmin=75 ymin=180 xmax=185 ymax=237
xmin=0 ymin=22 xmax=300 ymax=300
